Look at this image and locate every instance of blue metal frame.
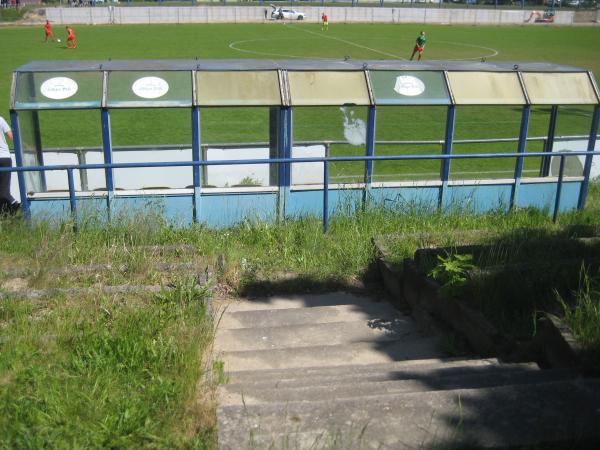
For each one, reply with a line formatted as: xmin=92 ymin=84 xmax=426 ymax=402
xmin=101 ymin=108 xmax=114 ymax=210
xmin=439 ymin=105 xmax=455 ymax=209
xmin=67 ymin=168 xmax=77 ymax=231
xmin=323 ymin=160 xmax=329 ymax=233
xmin=9 ymin=110 xmax=30 ymax=219
xmin=541 ymin=105 xmax=558 ymax=177
xmin=578 ymin=105 xmax=600 ymax=210
xmin=511 ymin=105 xmax=531 ymax=210
xmin=553 ymin=154 xmax=566 ymax=223
xmin=192 ymin=106 xmax=202 ymax=223
xmin=364 ymin=106 xmax=376 ymax=185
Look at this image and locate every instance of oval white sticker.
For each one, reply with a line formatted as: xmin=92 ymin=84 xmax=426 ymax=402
xmin=40 ymin=77 xmax=79 ymax=100
xmin=393 ymin=76 xmax=426 ymax=97
xmin=131 ymin=77 xmax=169 ymax=99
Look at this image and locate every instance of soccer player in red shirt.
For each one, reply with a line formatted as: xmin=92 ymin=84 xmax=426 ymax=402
xmin=44 ymin=20 xmax=54 ymax=43
xmin=321 ymin=13 xmax=329 ymax=31
xmin=66 ymin=26 xmax=76 ymax=49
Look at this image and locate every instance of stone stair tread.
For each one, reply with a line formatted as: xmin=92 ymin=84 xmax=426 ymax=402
xmin=220 ymin=292 xmax=383 ymax=312
xmin=218 ymin=379 xmax=600 ymax=450
xmin=220 ymin=367 xmax=575 ymax=406
xmin=225 ymin=357 xmax=505 ymax=383
xmin=224 ymin=361 xmax=541 ymax=390
xmin=215 ymin=318 xmax=422 ymax=352
xmin=218 ymin=302 xmax=400 ymax=329
xmin=219 ymin=338 xmax=443 ymax=372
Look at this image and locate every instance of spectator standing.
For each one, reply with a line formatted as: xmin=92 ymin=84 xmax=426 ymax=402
xmin=0 ymin=115 xmax=19 ymax=214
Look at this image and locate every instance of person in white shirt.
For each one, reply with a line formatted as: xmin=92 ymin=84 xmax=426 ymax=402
xmin=0 ymin=115 xmax=20 ymax=214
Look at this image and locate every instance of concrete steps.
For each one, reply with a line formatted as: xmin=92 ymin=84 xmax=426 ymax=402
xmin=219 ymin=380 xmax=600 ymax=449
xmin=215 ymin=291 xmax=600 ymax=449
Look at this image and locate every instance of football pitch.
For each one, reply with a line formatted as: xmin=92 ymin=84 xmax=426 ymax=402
xmin=1 ymin=22 xmax=599 ymax=181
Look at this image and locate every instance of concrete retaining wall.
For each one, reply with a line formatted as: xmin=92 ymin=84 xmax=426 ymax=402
xmin=45 ymin=6 xmax=576 ymax=26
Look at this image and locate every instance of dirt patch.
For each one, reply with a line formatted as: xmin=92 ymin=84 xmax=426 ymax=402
xmin=1 ymin=277 xmax=29 ymax=292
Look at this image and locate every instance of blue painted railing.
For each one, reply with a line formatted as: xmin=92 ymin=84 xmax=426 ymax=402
xmin=2 ymin=150 xmax=599 ymax=233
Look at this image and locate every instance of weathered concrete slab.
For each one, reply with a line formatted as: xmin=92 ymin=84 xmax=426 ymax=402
xmin=219 ymin=292 xmax=381 ymax=312
xmin=221 ymin=367 xmax=573 ymax=406
xmin=218 ymin=302 xmax=399 ymax=330
xmin=218 ymin=380 xmax=600 ymax=450
xmin=219 ymin=338 xmax=442 ymax=372
xmin=215 ymin=317 xmax=420 ymax=352
xmin=226 ymin=357 xmax=504 ymax=384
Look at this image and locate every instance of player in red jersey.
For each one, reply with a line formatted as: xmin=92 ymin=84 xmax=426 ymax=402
xmin=321 ymin=13 xmax=329 ymax=31
xmin=66 ymin=26 xmax=76 ymax=49
xmin=44 ymin=20 xmax=55 ymax=43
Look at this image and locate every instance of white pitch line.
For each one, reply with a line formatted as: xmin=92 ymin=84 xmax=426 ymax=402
xmin=287 ymin=24 xmax=407 ymax=60
xmin=435 ymin=40 xmax=499 ymax=61
xmin=228 ymin=38 xmax=330 ymax=59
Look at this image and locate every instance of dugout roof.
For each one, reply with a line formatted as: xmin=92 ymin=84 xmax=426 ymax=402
xmin=11 ymin=59 xmax=600 ymax=110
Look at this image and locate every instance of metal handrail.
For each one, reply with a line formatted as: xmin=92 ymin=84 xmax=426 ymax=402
xmin=30 ymin=134 xmax=600 ymax=154
xmin=2 ymin=149 xmax=598 ymax=232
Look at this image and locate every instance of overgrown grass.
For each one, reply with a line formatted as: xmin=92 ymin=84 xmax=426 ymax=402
xmin=1 ymin=183 xmax=599 ymax=446
xmin=0 ymin=278 xmax=215 ymax=449
xmin=559 ymin=269 xmax=600 ymax=365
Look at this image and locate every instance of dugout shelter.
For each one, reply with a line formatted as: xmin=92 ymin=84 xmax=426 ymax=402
xmin=8 ymin=59 xmax=600 ymax=229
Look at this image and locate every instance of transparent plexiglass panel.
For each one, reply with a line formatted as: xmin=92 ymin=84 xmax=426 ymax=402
xmin=30 ymin=110 xmax=105 ymax=193
xmin=293 ymin=106 xmax=369 ymax=185
xmin=197 ymin=71 xmax=281 ymax=106
xmin=110 ymin=109 xmax=192 ymax=190
xmin=200 ymin=107 xmax=272 ymax=188
xmin=450 ymin=106 xmax=524 ymax=181
xmin=370 ymin=71 xmax=451 ymax=106
xmin=107 ymin=71 xmax=193 ymax=107
xmin=374 ymin=106 xmax=447 ymax=182
xmin=522 ymin=73 xmax=598 ymax=105
xmin=447 ymin=72 xmax=526 ymax=105
xmin=288 ymin=72 xmax=370 ymax=106
xmin=14 ymin=72 xmax=102 ymax=109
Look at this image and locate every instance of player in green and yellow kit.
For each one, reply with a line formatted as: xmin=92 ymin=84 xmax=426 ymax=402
xmin=410 ymin=31 xmax=426 ymax=61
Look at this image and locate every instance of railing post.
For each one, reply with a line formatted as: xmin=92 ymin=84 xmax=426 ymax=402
xmin=511 ymin=105 xmax=531 ymax=210
xmin=277 ymin=107 xmax=292 ymax=223
xmin=553 ymin=154 xmax=566 ymax=223
xmin=439 ymin=105 xmax=455 ymax=210
xmin=76 ymin=149 xmax=89 ymax=192
xmin=101 ymin=108 xmax=114 ymax=218
xmin=578 ymin=105 xmax=600 ymax=210
xmin=363 ymin=105 xmax=376 ymax=207
xmin=192 ymin=106 xmax=202 ymax=223
xmin=323 ymin=159 xmax=329 ymax=234
xmin=9 ymin=110 xmax=30 ymax=221
xmin=541 ymin=105 xmax=558 ymax=177
xmin=67 ymin=168 xmax=77 ymax=232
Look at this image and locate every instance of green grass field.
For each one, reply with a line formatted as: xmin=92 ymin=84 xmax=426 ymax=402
xmin=1 ymin=22 xmax=599 ymax=182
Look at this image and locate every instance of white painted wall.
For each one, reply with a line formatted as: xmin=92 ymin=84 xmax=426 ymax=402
xmin=45 ymin=6 xmax=576 ymax=26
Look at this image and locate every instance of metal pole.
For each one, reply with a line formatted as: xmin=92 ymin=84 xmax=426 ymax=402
xmin=511 ymin=105 xmax=531 ymax=210
xmin=9 ymin=110 xmax=30 ymax=221
xmin=553 ymin=154 xmax=566 ymax=223
xmin=439 ymin=105 xmax=455 ymax=210
xmin=192 ymin=106 xmax=202 ymax=223
xmin=364 ymin=106 xmax=376 ymax=185
xmin=76 ymin=149 xmax=89 ymax=192
xmin=323 ymin=159 xmax=329 ymax=234
xmin=101 ymin=108 xmax=114 ymax=216
xmin=541 ymin=105 xmax=558 ymax=177
xmin=577 ymin=105 xmax=600 ymax=210
xmin=67 ymin=168 xmax=77 ymax=232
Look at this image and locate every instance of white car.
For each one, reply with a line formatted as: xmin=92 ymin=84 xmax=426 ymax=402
xmin=271 ymin=7 xmax=305 ymax=21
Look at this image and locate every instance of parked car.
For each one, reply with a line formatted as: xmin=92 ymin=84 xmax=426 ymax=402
xmin=270 ymin=6 xmax=305 ymax=21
